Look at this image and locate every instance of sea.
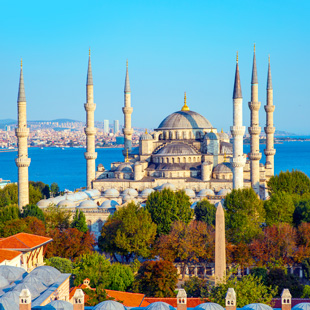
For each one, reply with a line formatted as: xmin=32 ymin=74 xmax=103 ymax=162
xmin=0 ymin=141 xmax=310 ymax=191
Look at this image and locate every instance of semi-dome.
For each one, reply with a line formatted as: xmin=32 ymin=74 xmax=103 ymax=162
xmin=184 ymin=188 xmax=196 ymax=198
xmin=121 ymin=188 xmax=138 ymax=197
xmin=242 ymin=304 xmax=273 ymax=310
xmin=0 ymin=266 xmax=27 ymax=282
xmin=213 ymin=163 xmax=232 ymax=174
xmin=93 ymin=300 xmax=127 ymax=310
xmin=195 ymin=302 xmax=225 ymax=310
xmin=146 ymin=302 xmax=175 ymax=310
xmin=103 ymin=188 xmax=120 ymax=198
xmin=116 ymin=163 xmax=133 ymax=173
xmin=48 ymin=300 xmax=73 ymax=310
xmin=217 ymin=188 xmax=231 ymax=196
xmin=29 ymin=266 xmax=60 ymax=286
xmin=78 ymin=200 xmax=98 ymax=209
xmin=159 ymin=183 xmax=176 ymax=191
xmin=139 ymin=188 xmax=155 ymax=199
xmin=100 ymin=200 xmax=119 ymax=209
xmin=58 ymin=199 xmax=76 ymax=208
xmin=157 ymin=110 xmax=212 ymax=130
xmin=197 ymin=189 xmax=215 ymax=197
xmin=156 ymin=143 xmax=199 ymax=155
xmin=0 ymin=276 xmax=9 ymax=289
xmin=37 ymin=199 xmax=51 ymax=208
xmin=140 ymin=131 xmax=153 ymax=140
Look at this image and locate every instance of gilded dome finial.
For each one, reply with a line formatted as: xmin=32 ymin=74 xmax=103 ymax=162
xmin=125 ymin=149 xmax=129 ymax=163
xmin=20 ymin=58 xmax=23 ymax=69
xmin=89 ymin=47 xmax=91 ymax=56
xmin=145 ymin=128 xmax=148 ymax=134
xmin=254 ymin=43 xmax=256 ymax=53
xmin=126 ymin=59 xmax=128 ymax=68
xmin=268 ymin=54 xmax=270 ymax=64
xmin=221 ymin=128 xmax=223 ymax=133
xmin=236 ymin=51 xmax=238 ymax=63
xmin=181 ymin=91 xmax=190 ymax=111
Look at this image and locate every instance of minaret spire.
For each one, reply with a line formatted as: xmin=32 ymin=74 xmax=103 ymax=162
xmin=267 ymin=55 xmax=272 ymax=89
xmin=84 ymin=50 xmax=97 ymax=189
xmin=15 ymin=59 xmax=31 ymax=210
xmin=231 ymin=52 xmax=246 ymax=189
xmin=124 ymin=59 xmax=131 ymax=93
xmin=248 ymin=44 xmax=262 ymax=195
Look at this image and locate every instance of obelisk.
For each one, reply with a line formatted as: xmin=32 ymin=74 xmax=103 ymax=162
xmin=215 ymin=201 xmax=226 ymax=285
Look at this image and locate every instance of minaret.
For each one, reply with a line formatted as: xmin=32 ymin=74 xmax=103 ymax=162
xmin=264 ymin=56 xmax=276 ymax=175
xmin=122 ymin=60 xmax=133 ymax=157
xmin=215 ymin=202 xmax=226 ymax=285
xmin=230 ymin=52 xmax=246 ymax=189
xmin=248 ymin=44 xmax=262 ymax=194
xmin=84 ymin=49 xmax=97 ymax=189
xmin=15 ymin=59 xmax=31 ymax=210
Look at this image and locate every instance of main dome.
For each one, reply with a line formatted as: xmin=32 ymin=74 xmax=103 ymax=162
xmin=157 ymin=110 xmax=212 ymax=130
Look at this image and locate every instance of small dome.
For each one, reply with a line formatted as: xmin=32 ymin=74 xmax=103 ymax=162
xmin=78 ymin=200 xmax=98 ymax=209
xmin=217 ymin=188 xmax=231 ymax=196
xmin=48 ymin=300 xmax=73 ymax=310
xmin=58 ymin=199 xmax=76 ymax=208
xmin=213 ymin=163 xmax=232 ymax=174
xmin=156 ymin=143 xmax=198 ymax=155
xmin=195 ymin=303 xmax=224 ymax=310
xmin=103 ymin=188 xmax=120 ymax=198
xmin=37 ymin=199 xmax=50 ymax=208
xmin=100 ymin=200 xmax=119 ymax=209
xmin=84 ymin=189 xmax=101 ymax=198
xmin=184 ymin=188 xmax=195 ymax=198
xmin=0 ymin=266 xmax=27 ymax=282
xmin=217 ymin=131 xmax=229 ymax=140
xmin=116 ymin=163 xmax=133 ymax=173
xmin=13 ymin=282 xmax=40 ymax=299
xmin=122 ymin=195 xmax=138 ymax=204
xmin=0 ymin=296 xmax=18 ymax=310
xmin=206 ymin=132 xmax=218 ymax=140
xmin=29 ymin=266 xmax=60 ymax=286
xmin=139 ymin=188 xmax=155 ymax=199
xmin=146 ymin=302 xmax=175 ymax=310
xmin=197 ymin=189 xmax=215 ymax=197
xmin=1 ymin=290 xmax=20 ymax=304
xmin=159 ymin=183 xmax=176 ymax=191
xmin=242 ymin=304 xmax=273 ymax=310
xmin=0 ymin=276 xmax=9 ymax=289
xmin=65 ymin=194 xmax=76 ymax=201
xmin=140 ymin=131 xmax=153 ymax=140
xmin=292 ymin=304 xmax=310 ymax=310
xmin=93 ymin=300 xmax=127 ymax=310
xmin=23 ymin=274 xmax=47 ymax=292
xmin=122 ymin=188 xmax=138 ymax=197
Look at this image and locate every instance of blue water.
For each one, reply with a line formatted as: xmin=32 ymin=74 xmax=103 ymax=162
xmin=0 ymin=142 xmax=309 ymax=191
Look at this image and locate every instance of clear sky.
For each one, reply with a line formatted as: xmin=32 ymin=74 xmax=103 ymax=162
xmin=0 ymin=0 xmax=309 ymax=134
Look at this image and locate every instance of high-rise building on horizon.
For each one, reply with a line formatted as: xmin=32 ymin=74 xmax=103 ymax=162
xmin=114 ymin=120 xmax=119 ymax=134
xmin=103 ymin=120 xmax=109 ymax=134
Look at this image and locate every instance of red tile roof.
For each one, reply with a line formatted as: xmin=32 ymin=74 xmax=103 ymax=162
xmin=0 ymin=233 xmax=52 ymax=251
xmin=144 ymin=298 xmax=207 ymax=307
xmin=106 ymin=290 xmax=149 ymax=307
xmin=272 ymin=298 xmax=310 ymax=308
xmin=0 ymin=249 xmax=22 ymax=263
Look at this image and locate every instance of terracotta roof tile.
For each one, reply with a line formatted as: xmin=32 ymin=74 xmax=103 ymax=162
xmin=105 ymin=290 xmax=147 ymax=307
xmin=0 ymin=249 xmax=22 ymax=263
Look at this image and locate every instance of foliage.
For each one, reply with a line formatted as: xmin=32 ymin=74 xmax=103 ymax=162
xmin=50 ymin=182 xmax=60 ymax=196
xmin=155 ymin=220 xmax=214 ymax=279
xmin=99 ymin=202 xmax=157 ymax=262
xmin=0 ymin=183 xmax=18 ymax=207
xmin=45 ymin=257 xmax=73 ymax=274
xmin=0 ymin=205 xmax=20 ymax=223
xmin=71 ymin=210 xmax=88 ymax=233
xmin=302 ymin=258 xmax=310 ymax=280
xmin=267 ymin=170 xmax=310 ymax=196
xmin=146 ymin=189 xmax=194 ymax=236
xmin=250 ymin=267 xmax=268 ymax=285
xmin=21 ymin=204 xmax=45 ymax=222
xmin=107 ymin=263 xmax=134 ymax=291
xmin=227 ymin=242 xmax=254 ymax=269
xmin=83 ymin=285 xmax=112 ymax=307
xmin=29 ymin=184 xmax=43 ymax=205
xmin=224 ymin=188 xmax=265 ymax=244
xmin=302 ymin=285 xmax=310 ymax=298
xmin=194 ymin=199 xmax=216 ymax=226
xmin=181 ymin=276 xmax=209 ymax=298
xmin=264 ymin=191 xmax=295 ymax=226
xmin=29 ymin=181 xmax=50 ymax=199
xmin=133 ymin=260 xmax=178 ymax=297
xmin=207 ymin=274 xmax=277 ymax=307
xmin=293 ymin=198 xmax=310 ymax=226
xmin=73 ymin=252 xmax=111 ymax=287
xmin=44 ymin=204 xmax=71 ymax=230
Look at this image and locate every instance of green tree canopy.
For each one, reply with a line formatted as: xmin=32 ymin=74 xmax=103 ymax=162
xmin=107 ymin=263 xmax=134 ymax=291
xmin=194 ymin=199 xmax=216 ymax=226
xmin=146 ymin=189 xmax=193 ymax=236
xmin=267 ymin=170 xmax=310 ymax=196
xmin=0 ymin=183 xmax=18 ymax=207
xmin=0 ymin=205 xmax=20 ymax=224
xmin=264 ymin=191 xmax=295 ymax=226
xmin=29 ymin=184 xmax=43 ymax=205
xmin=99 ymin=202 xmax=157 ymax=262
xmin=181 ymin=276 xmax=209 ymax=298
xmin=22 ymin=204 xmax=45 ymax=222
xmin=50 ymin=182 xmax=60 ymax=196
xmin=224 ymin=188 xmax=265 ymax=244
xmin=293 ymin=198 xmax=310 ymax=226
xmin=44 ymin=204 xmax=71 ymax=230
xmin=30 ymin=181 xmax=50 ymax=199
xmin=45 ymin=257 xmax=73 ymax=274
xmin=71 ymin=210 xmax=88 ymax=233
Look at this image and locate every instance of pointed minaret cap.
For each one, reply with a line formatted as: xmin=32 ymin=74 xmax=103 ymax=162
xmin=251 ymin=44 xmax=258 ymax=84
xmin=87 ymin=48 xmax=93 ymax=86
xmin=225 ymin=288 xmax=236 ymax=305
xmin=181 ymin=92 xmax=190 ymax=111
xmin=233 ymin=52 xmax=242 ymax=99
xmin=267 ymin=55 xmax=273 ymax=90
xmin=281 ymin=288 xmax=292 ymax=299
xmin=18 ymin=58 xmax=26 ymax=102
xmin=124 ymin=60 xmax=131 ymax=93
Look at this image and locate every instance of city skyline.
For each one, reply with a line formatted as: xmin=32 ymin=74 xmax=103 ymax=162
xmin=0 ymin=1 xmax=309 ymax=134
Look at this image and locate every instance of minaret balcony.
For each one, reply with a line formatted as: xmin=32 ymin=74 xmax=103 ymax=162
xmin=264 ymin=126 xmax=275 ymax=134
xmin=84 ymin=127 xmax=96 ymax=135
xmin=123 ymin=128 xmax=133 ymax=135
xmin=248 ymin=152 xmax=262 ymax=161
xmin=15 ymin=127 xmax=29 ymax=137
xmin=122 ymin=107 xmax=133 ymax=114
xmin=248 ymin=126 xmax=261 ymax=135
xmin=230 ymin=156 xmax=246 ymax=168
xmin=248 ymin=102 xmax=261 ymax=111
xmin=264 ymin=105 xmax=275 ymax=112
xmin=84 ymin=103 xmax=96 ymax=111
xmin=230 ymin=126 xmax=245 ymax=136
xmin=84 ymin=152 xmax=97 ymax=160
xmin=15 ymin=157 xmax=31 ymax=167
xmin=264 ymin=149 xmax=276 ymax=156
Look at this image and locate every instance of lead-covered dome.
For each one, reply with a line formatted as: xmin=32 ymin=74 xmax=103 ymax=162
xmin=146 ymin=302 xmax=175 ymax=310
xmin=195 ymin=303 xmax=225 ymax=310
xmin=157 ymin=143 xmax=199 ymax=155
xmin=93 ymin=300 xmax=127 ymax=310
xmin=48 ymin=300 xmax=73 ymax=310
xmin=157 ymin=110 xmax=212 ymax=130
xmin=242 ymin=304 xmax=273 ymax=310
xmin=292 ymin=304 xmax=310 ymax=310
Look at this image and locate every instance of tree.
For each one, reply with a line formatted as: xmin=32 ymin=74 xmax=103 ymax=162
xmin=264 ymin=191 xmax=295 ymax=226
xmin=107 ymin=263 xmax=134 ymax=291
xmin=293 ymin=198 xmax=310 ymax=226
xmin=71 ymin=210 xmax=88 ymax=233
xmin=228 ymin=242 xmax=254 ymax=271
xmin=155 ymin=220 xmax=214 ymax=279
xmin=83 ymin=284 xmax=112 ymax=306
xmin=30 ymin=181 xmax=50 ymax=199
xmin=50 ymin=182 xmax=60 ymax=196
xmin=44 ymin=205 xmax=71 ymax=230
xmin=146 ymin=189 xmax=193 ymax=236
xmin=181 ymin=276 xmax=209 ymax=298
xmin=0 ymin=205 xmax=20 ymax=223
xmin=73 ymin=252 xmax=111 ymax=287
xmin=21 ymin=204 xmax=45 ymax=222
xmin=99 ymin=202 xmax=157 ymax=262
xmin=250 ymin=267 xmax=268 ymax=285
xmin=133 ymin=260 xmax=178 ymax=297
xmin=302 ymin=258 xmax=310 ymax=280
xmin=45 ymin=257 xmax=73 ymax=274
xmin=224 ymin=188 xmax=265 ymax=244
xmin=194 ymin=199 xmax=216 ymax=226
xmin=29 ymin=184 xmax=43 ymax=205
xmin=0 ymin=183 xmax=18 ymax=207
xmin=267 ymin=170 xmax=310 ymax=196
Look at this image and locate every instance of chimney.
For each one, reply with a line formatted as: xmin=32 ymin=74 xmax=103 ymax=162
xmin=19 ymin=289 xmax=31 ymax=310
xmin=73 ymin=289 xmax=85 ymax=310
xmin=281 ymin=289 xmax=292 ymax=310
xmin=225 ymin=288 xmax=236 ymax=310
xmin=177 ymin=289 xmax=187 ymax=310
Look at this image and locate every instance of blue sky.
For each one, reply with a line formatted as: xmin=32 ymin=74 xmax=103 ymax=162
xmin=0 ymin=0 xmax=309 ymax=134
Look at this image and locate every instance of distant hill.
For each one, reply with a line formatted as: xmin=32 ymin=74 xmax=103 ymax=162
xmin=29 ymin=119 xmax=81 ymax=123
xmin=274 ymin=130 xmax=297 ymax=137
